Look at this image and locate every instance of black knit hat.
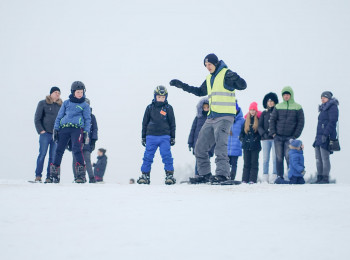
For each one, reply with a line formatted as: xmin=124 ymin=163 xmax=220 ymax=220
xmin=321 ymin=91 xmax=333 ymax=99
xmin=262 ymin=92 xmax=279 ymax=109
xmin=50 ymin=86 xmax=60 ymax=95
xmin=204 ymin=53 xmax=219 ymax=67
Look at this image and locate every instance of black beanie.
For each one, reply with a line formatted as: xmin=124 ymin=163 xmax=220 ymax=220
xmin=50 ymin=86 xmax=60 ymax=95
xmin=321 ymin=91 xmax=333 ymax=99
xmin=204 ymin=53 xmax=219 ymax=67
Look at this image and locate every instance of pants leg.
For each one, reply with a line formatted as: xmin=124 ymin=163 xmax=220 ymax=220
xmin=159 ymin=136 xmax=174 ymax=171
xmin=274 ymin=136 xmax=285 ymax=178
xmin=271 ymin=139 xmax=277 ymax=175
xmin=84 ymin=150 xmax=94 ymax=179
xmin=315 ymin=146 xmax=323 ymax=176
xmin=46 ymin=135 xmax=57 ymax=179
xmin=53 ymin=128 xmax=74 ymax=166
xmin=229 ymin=156 xmax=238 ymax=180
xmin=71 ymin=129 xmax=85 ymax=165
xmin=195 ymin=122 xmax=216 ymax=176
xmin=262 ymin=140 xmax=271 ymax=175
xmin=213 ymin=119 xmax=232 ymax=177
xmin=72 ymin=152 xmax=77 ymax=179
xmin=242 ymin=150 xmax=252 ymax=182
xmin=284 ymin=138 xmax=291 ymax=169
xmin=141 ymin=136 xmax=159 ymax=173
xmin=249 ymin=150 xmax=260 ymax=183
xmin=320 ymin=147 xmax=331 ymax=177
xmin=35 ymin=133 xmax=51 ymax=177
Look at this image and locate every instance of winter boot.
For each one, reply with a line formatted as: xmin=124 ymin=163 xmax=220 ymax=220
xmin=137 ymin=172 xmax=150 ymax=184
xmin=261 ymin=174 xmax=269 ymax=183
xmin=269 ymin=174 xmax=278 ymax=184
xmin=89 ymin=176 xmax=96 ymax=183
xmin=75 ymin=163 xmax=86 ymax=183
xmin=312 ymin=175 xmax=323 ymax=184
xmin=44 ymin=178 xmax=52 ymax=183
xmin=165 ymin=171 xmax=176 ymax=185
xmin=319 ymin=175 xmax=329 ymax=184
xmin=210 ymin=175 xmax=229 ymax=184
xmin=189 ymin=173 xmax=212 ymax=184
xmin=34 ymin=176 xmax=42 ymax=183
xmin=49 ymin=164 xmax=60 ymax=183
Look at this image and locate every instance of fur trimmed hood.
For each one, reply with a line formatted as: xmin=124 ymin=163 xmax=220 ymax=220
xmin=46 ymin=95 xmax=63 ymax=106
xmin=196 ymin=97 xmax=209 ymax=118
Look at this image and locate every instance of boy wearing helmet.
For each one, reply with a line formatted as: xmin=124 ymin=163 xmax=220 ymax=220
xmin=138 ymin=86 xmax=176 ymax=185
xmin=48 ymin=81 xmax=91 ymax=183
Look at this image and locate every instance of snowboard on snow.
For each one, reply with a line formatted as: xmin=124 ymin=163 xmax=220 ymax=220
xmin=218 ymin=180 xmax=242 ymax=185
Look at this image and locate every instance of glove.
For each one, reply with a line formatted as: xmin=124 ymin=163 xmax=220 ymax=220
xmin=83 ymin=132 xmax=90 ymax=145
xmin=141 ymin=138 xmax=146 ymax=147
xmin=53 ymin=129 xmax=59 ymax=143
xmin=169 ymin=79 xmax=184 ymax=88
xmin=170 ymin=138 xmax=175 ymax=146
xmin=90 ymin=139 xmax=96 ymax=151
xmin=321 ymin=135 xmax=328 ymax=143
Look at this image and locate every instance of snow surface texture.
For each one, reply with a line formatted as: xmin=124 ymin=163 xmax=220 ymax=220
xmin=1 ymin=180 xmax=349 ymax=260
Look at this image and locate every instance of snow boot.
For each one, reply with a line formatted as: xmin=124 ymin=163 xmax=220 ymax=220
xmin=261 ymin=174 xmax=269 ymax=183
xmin=210 ymin=175 xmax=229 ymax=184
xmin=137 ymin=172 xmax=150 ymax=184
xmin=44 ymin=178 xmax=52 ymax=183
xmin=269 ymin=174 xmax=278 ymax=184
xmin=89 ymin=176 xmax=96 ymax=183
xmin=34 ymin=176 xmax=42 ymax=183
xmin=49 ymin=164 xmax=60 ymax=183
xmin=165 ymin=171 xmax=176 ymax=185
xmin=189 ymin=173 xmax=212 ymax=184
xmin=312 ymin=175 xmax=323 ymax=184
xmin=75 ymin=163 xmax=86 ymax=183
xmin=319 ymin=175 xmax=329 ymax=184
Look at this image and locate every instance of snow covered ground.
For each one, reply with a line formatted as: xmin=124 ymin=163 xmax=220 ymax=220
xmin=1 ymin=180 xmax=349 ymax=260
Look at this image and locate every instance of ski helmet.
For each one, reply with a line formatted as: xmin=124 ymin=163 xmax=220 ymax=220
xmin=71 ymin=81 xmax=85 ymax=94
xmin=154 ymin=85 xmax=168 ymax=96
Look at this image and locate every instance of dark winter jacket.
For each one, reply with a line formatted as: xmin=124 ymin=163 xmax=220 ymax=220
xmin=314 ymin=98 xmax=339 ymax=149
xmin=288 ymin=148 xmax=305 ymax=179
xmin=142 ymin=100 xmax=176 ymax=138
xmin=240 ymin=116 xmax=261 ymax=151
xmin=93 ymin=155 xmax=107 ymax=177
xmin=179 ymin=60 xmax=247 ymax=119
xmin=258 ymin=107 xmax=275 ymax=140
xmin=228 ymin=108 xmax=245 ymax=156
xmin=188 ymin=98 xmax=208 ymax=149
xmin=54 ymin=94 xmax=91 ymax=133
xmin=269 ymin=86 xmax=304 ymax=139
xmin=83 ymin=112 xmax=98 ymax=152
xmin=34 ymin=96 xmax=63 ymax=134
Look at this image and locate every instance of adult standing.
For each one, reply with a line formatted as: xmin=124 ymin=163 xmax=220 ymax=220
xmin=258 ymin=92 xmax=279 ymax=183
xmin=313 ymin=91 xmax=339 ymax=184
xmin=269 ymin=86 xmax=304 ymax=180
xmin=170 ymin=53 xmax=247 ymax=183
xmin=34 ymin=87 xmax=62 ymax=182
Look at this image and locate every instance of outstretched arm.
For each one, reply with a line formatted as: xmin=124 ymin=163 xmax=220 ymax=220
xmin=224 ymin=70 xmax=247 ymax=91
xmin=170 ymin=79 xmax=207 ymax=97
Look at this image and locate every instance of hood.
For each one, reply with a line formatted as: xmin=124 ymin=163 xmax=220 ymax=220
xmin=319 ymin=97 xmax=339 ymax=112
xmin=196 ymin=97 xmax=209 ymax=118
xmin=281 ymin=86 xmax=295 ymax=103
xmin=211 ymin=60 xmax=228 ymax=76
xmin=235 ymin=107 xmax=244 ymax=120
xmin=262 ymin=92 xmax=279 ymax=109
xmin=46 ymin=95 xmax=63 ymax=105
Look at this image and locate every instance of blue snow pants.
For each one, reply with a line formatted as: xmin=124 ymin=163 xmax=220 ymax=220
xmin=141 ymin=135 xmax=174 ymax=173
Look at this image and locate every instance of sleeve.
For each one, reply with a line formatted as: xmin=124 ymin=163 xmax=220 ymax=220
xmin=224 ymin=70 xmax=247 ymax=91
xmin=258 ymin=112 xmax=266 ymax=137
xmin=293 ymin=108 xmax=305 ymax=139
xmin=323 ymin=105 xmax=339 ymax=139
xmin=34 ymin=101 xmax=45 ymax=134
xmin=181 ymin=80 xmax=208 ymax=96
xmin=142 ymin=106 xmax=150 ymax=138
xmin=188 ymin=117 xmax=197 ymax=146
xmin=168 ymin=105 xmax=176 ymax=139
xmin=239 ymin=123 xmax=245 ymax=141
xmin=269 ymin=108 xmax=278 ymax=136
xmin=91 ymin=114 xmax=98 ymax=140
xmin=54 ymin=102 xmax=67 ymax=131
xmin=83 ymin=104 xmax=92 ymax=133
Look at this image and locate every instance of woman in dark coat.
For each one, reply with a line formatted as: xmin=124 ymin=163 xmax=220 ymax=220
xmin=313 ymin=91 xmax=339 ymax=184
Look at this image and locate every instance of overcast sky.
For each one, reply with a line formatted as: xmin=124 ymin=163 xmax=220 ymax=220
xmin=1 ymin=0 xmax=349 ymax=183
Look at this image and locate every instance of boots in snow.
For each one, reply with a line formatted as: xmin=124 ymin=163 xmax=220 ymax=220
xmin=312 ymin=175 xmax=323 ymax=184
xmin=49 ymin=164 xmax=60 ymax=183
xmin=44 ymin=178 xmax=52 ymax=183
xmin=75 ymin=163 xmax=86 ymax=183
xmin=165 ymin=171 xmax=176 ymax=185
xmin=269 ymin=174 xmax=278 ymax=184
xmin=261 ymin=174 xmax=269 ymax=183
xmin=190 ymin=173 xmax=212 ymax=184
xmin=210 ymin=175 xmax=229 ymax=184
xmin=89 ymin=176 xmax=96 ymax=183
xmin=137 ymin=172 xmax=150 ymax=184
xmin=319 ymin=175 xmax=329 ymax=184
xmin=34 ymin=176 xmax=42 ymax=183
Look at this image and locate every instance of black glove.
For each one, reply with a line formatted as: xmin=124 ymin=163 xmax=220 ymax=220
xmin=53 ymin=129 xmax=59 ymax=143
xmin=66 ymin=139 xmax=72 ymax=151
xmin=170 ymin=138 xmax=175 ymax=146
xmin=321 ymin=135 xmax=328 ymax=143
xmin=188 ymin=145 xmax=192 ymax=152
xmin=142 ymin=138 xmax=146 ymax=147
xmin=90 ymin=139 xmax=96 ymax=151
xmin=83 ymin=132 xmax=90 ymax=145
xmin=169 ymin=79 xmax=184 ymax=88
xmin=224 ymin=70 xmax=239 ymax=86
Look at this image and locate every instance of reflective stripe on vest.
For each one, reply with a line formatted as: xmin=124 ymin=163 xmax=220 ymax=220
xmin=206 ymin=68 xmax=236 ymax=115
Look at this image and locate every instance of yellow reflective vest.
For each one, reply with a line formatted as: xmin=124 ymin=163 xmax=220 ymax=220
xmin=206 ymin=68 xmax=236 ymax=115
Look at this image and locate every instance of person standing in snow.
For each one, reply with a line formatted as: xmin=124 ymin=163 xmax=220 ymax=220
xmin=138 ymin=86 xmax=176 ymax=185
xmin=48 ymin=81 xmax=91 ymax=183
xmin=187 ymin=97 xmax=215 ymax=182
xmin=312 ymin=91 xmax=339 ymax=184
xmin=227 ymin=103 xmax=245 ymax=181
xmin=170 ymin=53 xmax=247 ymax=184
xmin=34 ymin=86 xmax=62 ymax=183
xmin=275 ymin=139 xmax=305 ymax=184
xmin=93 ymin=148 xmax=108 ymax=182
xmin=258 ymin=92 xmax=279 ymax=183
xmin=269 ymin=87 xmax=304 ymax=180
xmin=240 ymin=102 xmax=262 ymax=184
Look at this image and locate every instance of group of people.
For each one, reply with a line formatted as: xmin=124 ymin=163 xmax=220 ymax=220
xmin=34 ymin=83 xmax=107 ymax=183
xmin=33 ymin=53 xmax=339 ymax=186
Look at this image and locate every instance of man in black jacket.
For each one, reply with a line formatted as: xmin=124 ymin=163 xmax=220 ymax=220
xmin=34 ymin=87 xmax=62 ymax=182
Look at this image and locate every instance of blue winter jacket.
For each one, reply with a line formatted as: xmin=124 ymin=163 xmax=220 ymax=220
xmin=54 ymin=95 xmax=91 ymax=133
xmin=288 ymin=148 xmax=305 ymax=179
xmin=315 ymin=98 xmax=339 ymax=149
xmin=227 ymin=108 xmax=245 ymax=156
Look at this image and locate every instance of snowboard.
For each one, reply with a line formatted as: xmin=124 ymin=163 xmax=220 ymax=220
xmin=219 ymin=180 xmax=242 ymax=185
xmin=28 ymin=180 xmax=42 ymax=183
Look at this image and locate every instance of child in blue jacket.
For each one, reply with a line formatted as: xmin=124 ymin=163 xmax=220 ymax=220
xmin=138 ymin=86 xmax=176 ymax=185
xmin=49 ymin=81 xmax=91 ymax=183
xmin=275 ymin=139 xmax=305 ymax=184
xmin=93 ymin=148 xmax=107 ymax=182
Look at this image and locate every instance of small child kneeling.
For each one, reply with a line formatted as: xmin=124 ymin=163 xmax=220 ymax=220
xmin=275 ymin=139 xmax=305 ymax=185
